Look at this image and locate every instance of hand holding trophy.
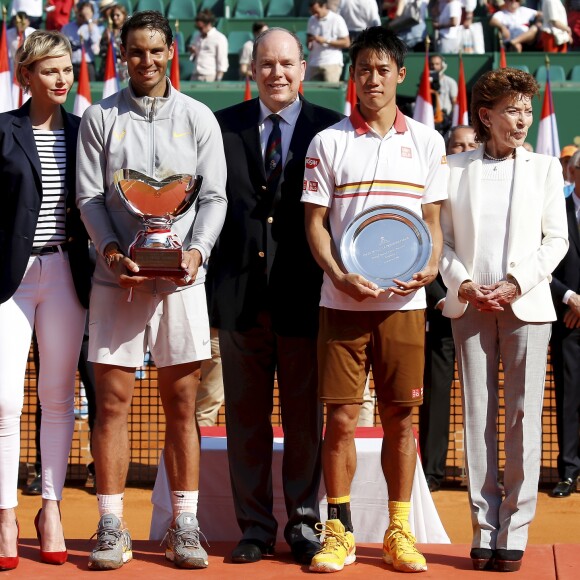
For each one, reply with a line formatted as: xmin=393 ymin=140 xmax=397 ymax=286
xmin=113 ymin=169 xmax=203 ymax=281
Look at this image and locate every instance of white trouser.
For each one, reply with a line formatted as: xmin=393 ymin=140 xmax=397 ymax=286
xmin=0 ymin=252 xmax=86 ymax=507
xmin=452 ymin=305 xmax=551 ymax=551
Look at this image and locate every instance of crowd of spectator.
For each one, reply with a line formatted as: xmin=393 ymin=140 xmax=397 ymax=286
xmin=3 ymin=0 xmax=578 ymax=91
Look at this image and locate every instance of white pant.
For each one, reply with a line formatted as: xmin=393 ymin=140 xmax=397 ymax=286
xmin=452 ymin=305 xmax=551 ymax=551
xmin=0 ymin=252 xmax=86 ymax=507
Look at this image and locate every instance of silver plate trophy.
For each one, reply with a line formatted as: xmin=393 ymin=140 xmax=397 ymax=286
xmin=113 ymin=169 xmax=203 ymax=278
xmin=340 ymin=205 xmax=432 ymax=289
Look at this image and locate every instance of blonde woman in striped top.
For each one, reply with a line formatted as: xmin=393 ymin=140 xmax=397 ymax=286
xmin=0 ymin=30 xmax=91 ymax=570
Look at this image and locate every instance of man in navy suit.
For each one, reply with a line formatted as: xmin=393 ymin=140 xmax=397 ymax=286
xmin=206 ymin=28 xmax=343 ymax=565
xmin=550 ymin=150 xmax=580 ymax=498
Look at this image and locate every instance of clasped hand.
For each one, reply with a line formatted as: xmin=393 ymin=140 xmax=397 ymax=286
xmin=459 ymin=280 xmax=518 ymax=312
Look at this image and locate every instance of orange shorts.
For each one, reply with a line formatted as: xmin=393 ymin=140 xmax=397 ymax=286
xmin=317 ymin=307 xmax=425 ymax=407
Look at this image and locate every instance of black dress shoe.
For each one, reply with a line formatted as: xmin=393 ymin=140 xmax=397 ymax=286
xmin=231 ymin=539 xmax=274 ymax=564
xmin=22 ymin=474 xmax=42 ymax=496
xmin=426 ymin=475 xmax=441 ymax=492
xmin=551 ymin=477 xmax=577 ymax=497
xmin=470 ymin=547 xmax=495 ymax=570
xmin=290 ymin=539 xmax=321 ymax=565
xmin=495 ymin=549 xmax=523 ymax=572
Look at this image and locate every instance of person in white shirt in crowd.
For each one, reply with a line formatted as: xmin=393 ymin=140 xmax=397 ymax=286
xmin=306 ymin=0 xmax=350 ymax=82
xmin=433 ymin=0 xmax=463 ymax=53
xmin=10 ymin=0 xmax=43 ymax=29
xmin=429 ymin=54 xmax=458 ymax=119
xmin=7 ymin=12 xmax=35 ymax=62
xmin=61 ymin=1 xmax=102 ymax=81
xmin=489 ymin=0 xmax=540 ymax=52
xmin=189 ymin=9 xmax=229 ymax=82
xmin=541 ymin=0 xmax=571 ymax=52
xmin=338 ymin=0 xmax=381 ymax=40
xmin=239 ymin=21 xmax=268 ymax=79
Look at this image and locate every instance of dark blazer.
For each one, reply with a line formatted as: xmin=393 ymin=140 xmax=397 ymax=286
xmin=0 ymin=101 xmax=91 ymax=307
xmin=551 ymin=195 xmax=580 ymax=311
xmin=208 ymin=97 xmax=343 ymax=337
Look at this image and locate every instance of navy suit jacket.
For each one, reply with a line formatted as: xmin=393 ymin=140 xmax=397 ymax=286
xmin=207 ymin=97 xmax=343 ymax=337
xmin=0 ymin=101 xmax=91 ymax=307
xmin=551 ymin=194 xmax=580 ymax=316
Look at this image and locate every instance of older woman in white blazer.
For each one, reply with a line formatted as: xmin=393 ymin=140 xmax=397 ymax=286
xmin=440 ymin=68 xmax=568 ymax=573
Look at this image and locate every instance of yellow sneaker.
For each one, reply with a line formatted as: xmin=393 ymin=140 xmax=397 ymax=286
xmin=382 ymin=518 xmax=427 ymax=573
xmin=309 ymin=519 xmax=356 ymax=573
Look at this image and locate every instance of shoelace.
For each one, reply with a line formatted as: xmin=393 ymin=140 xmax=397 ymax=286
xmin=314 ymin=522 xmax=351 ymax=553
xmin=385 ymin=520 xmax=418 ymax=554
xmin=90 ymin=527 xmax=123 ymax=552
xmin=161 ymin=526 xmax=209 ymax=549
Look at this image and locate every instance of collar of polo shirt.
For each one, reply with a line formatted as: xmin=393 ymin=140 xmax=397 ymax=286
xmin=350 ymin=105 xmax=408 ymax=136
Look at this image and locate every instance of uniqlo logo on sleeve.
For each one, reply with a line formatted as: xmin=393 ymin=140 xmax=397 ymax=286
xmin=308 ymin=181 xmax=319 ymax=192
xmin=303 ymin=180 xmax=307 ymax=191
xmin=411 ymin=387 xmax=423 ymax=399
xmin=305 ymin=157 xmax=320 ymax=169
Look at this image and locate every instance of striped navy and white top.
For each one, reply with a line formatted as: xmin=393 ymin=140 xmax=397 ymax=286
xmin=33 ymin=129 xmax=67 ymax=247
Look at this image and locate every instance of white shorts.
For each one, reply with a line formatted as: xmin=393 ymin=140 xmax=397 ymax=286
xmin=88 ymin=283 xmax=210 ymax=368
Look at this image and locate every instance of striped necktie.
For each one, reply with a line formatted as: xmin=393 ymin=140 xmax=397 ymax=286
xmin=265 ymin=114 xmax=282 ymax=191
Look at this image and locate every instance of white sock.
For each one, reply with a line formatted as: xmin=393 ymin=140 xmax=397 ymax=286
xmin=171 ymin=490 xmax=199 ymax=520
xmin=97 ymin=493 xmax=124 ymax=519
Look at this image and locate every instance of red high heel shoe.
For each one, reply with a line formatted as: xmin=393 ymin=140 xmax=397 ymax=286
xmin=34 ymin=508 xmax=68 ymax=565
xmin=0 ymin=520 xmax=19 ymax=571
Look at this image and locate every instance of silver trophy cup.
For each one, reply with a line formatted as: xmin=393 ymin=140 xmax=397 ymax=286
xmin=113 ymin=169 xmax=203 ymax=278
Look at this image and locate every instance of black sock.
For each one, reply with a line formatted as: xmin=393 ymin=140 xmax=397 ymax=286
xmin=327 ymin=499 xmax=353 ymax=533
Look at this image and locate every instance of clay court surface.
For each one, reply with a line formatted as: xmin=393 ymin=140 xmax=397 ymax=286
xmin=8 ymin=486 xmax=580 ymax=578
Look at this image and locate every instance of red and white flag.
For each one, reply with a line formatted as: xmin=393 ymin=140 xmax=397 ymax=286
xmin=169 ymin=40 xmax=180 ymax=91
xmin=343 ymin=76 xmax=356 ymax=116
xmin=536 ymin=70 xmax=560 ymax=157
xmin=102 ymin=36 xmax=120 ymax=98
xmin=413 ymin=52 xmax=434 ymax=128
xmin=243 ymin=75 xmax=251 ymax=101
xmin=0 ymin=19 xmax=13 ymax=112
xmin=452 ymin=55 xmax=468 ymax=126
xmin=499 ymin=45 xmax=507 ymax=69
xmin=73 ymin=46 xmax=91 ymax=116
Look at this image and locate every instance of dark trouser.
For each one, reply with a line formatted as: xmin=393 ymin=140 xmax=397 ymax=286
xmin=219 ymin=313 xmax=323 ymax=547
xmin=419 ymin=312 xmax=455 ymax=483
xmin=550 ymin=321 xmax=580 ymax=481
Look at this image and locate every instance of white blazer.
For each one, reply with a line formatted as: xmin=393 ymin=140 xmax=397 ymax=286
xmin=440 ymin=146 xmax=568 ymax=322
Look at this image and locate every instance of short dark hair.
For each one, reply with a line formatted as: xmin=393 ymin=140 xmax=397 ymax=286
xmin=308 ymin=0 xmax=326 ymax=6
xmin=121 ymin=10 xmax=173 ymax=48
xmin=471 ymin=68 xmax=539 ymax=143
xmin=349 ymin=26 xmax=407 ymax=71
xmin=195 ymin=9 xmax=215 ymax=26
xmin=77 ymin=1 xmax=94 ymax=14
xmin=252 ymin=21 xmax=267 ymax=35
xmin=252 ymin=27 xmax=304 ymax=62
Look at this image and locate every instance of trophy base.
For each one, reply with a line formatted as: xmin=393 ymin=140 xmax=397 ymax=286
xmin=131 ymin=248 xmax=186 ymax=280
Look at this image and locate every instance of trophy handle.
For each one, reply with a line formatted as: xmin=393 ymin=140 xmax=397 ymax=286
xmin=172 ymin=175 xmax=203 ymax=224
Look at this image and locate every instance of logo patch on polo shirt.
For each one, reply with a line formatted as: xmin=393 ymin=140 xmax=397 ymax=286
xmin=306 ymin=157 xmax=320 ymax=169
xmin=401 ymin=147 xmax=412 ymax=158
xmin=308 ymin=181 xmax=319 ymax=192
xmin=303 ymin=180 xmax=307 ymax=191
xmin=441 ymin=155 xmax=448 ymax=164
xmin=411 ymin=387 xmax=423 ymax=399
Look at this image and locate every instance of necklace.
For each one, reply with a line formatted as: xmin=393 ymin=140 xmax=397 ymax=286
xmin=483 ymin=150 xmax=515 ymax=162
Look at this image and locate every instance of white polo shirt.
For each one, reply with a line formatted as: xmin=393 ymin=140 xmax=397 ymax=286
xmin=191 ymin=27 xmax=229 ymax=77
xmin=301 ymin=106 xmax=449 ymax=312
xmin=307 ymin=11 xmax=349 ymax=67
xmin=491 ymin=6 xmax=538 ymax=39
